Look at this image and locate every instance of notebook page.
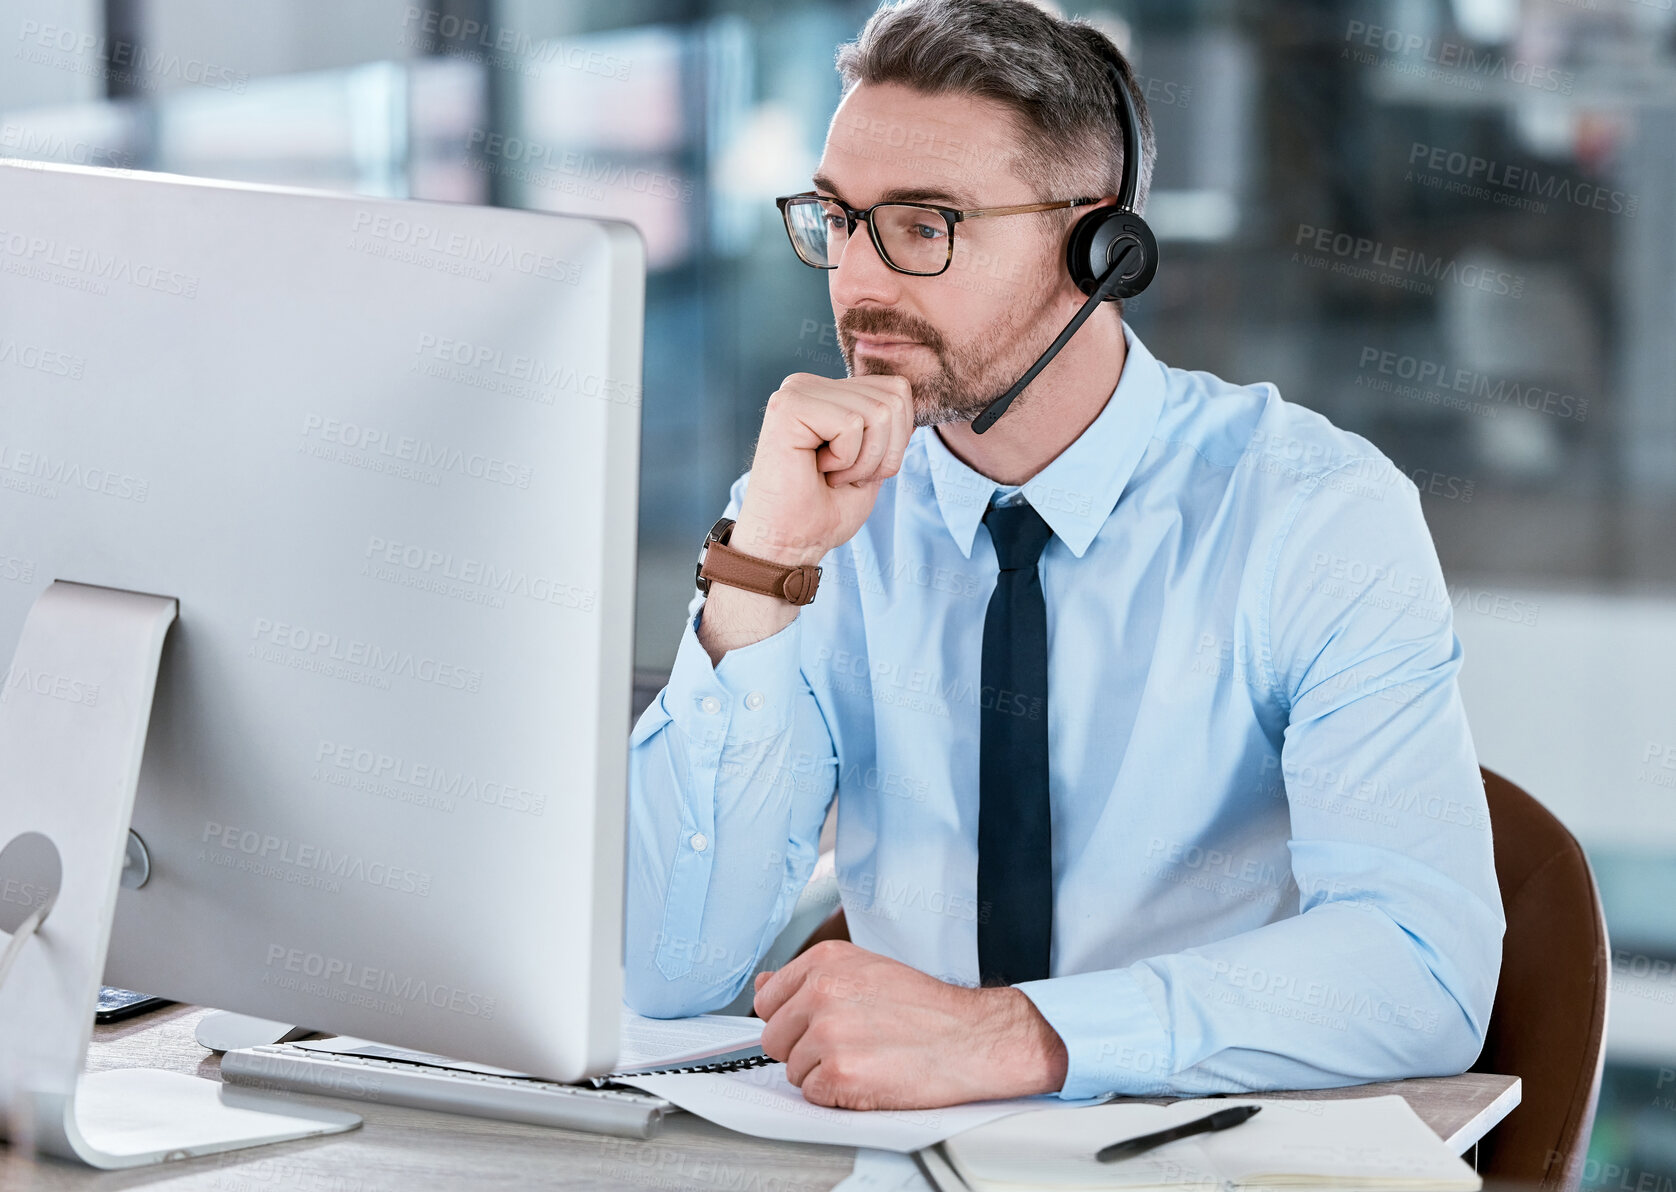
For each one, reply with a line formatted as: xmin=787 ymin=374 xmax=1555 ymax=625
xmin=616 ymin=1009 xmax=764 ymax=1069
xmin=942 ymin=1100 xmax=1226 ymax=1189
xmin=1202 ymin=1095 xmax=1479 ymax=1189
xmin=941 ymin=1096 xmax=1479 ymax=1191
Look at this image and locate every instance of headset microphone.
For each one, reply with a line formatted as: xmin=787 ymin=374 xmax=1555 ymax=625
xmin=970 ymin=243 xmax=1135 ymax=434
xmin=971 ymin=60 xmax=1158 ymax=435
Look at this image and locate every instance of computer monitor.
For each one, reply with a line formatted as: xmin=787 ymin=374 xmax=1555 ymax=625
xmin=0 ymin=162 xmax=643 ymax=1093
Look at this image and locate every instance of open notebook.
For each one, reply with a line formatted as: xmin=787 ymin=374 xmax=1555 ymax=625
xmin=289 ymin=1006 xmax=768 ymax=1083
xmin=934 ymin=1095 xmax=1481 ymax=1191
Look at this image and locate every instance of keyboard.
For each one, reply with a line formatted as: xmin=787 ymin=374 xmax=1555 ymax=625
xmin=220 ymin=1043 xmax=676 ymax=1138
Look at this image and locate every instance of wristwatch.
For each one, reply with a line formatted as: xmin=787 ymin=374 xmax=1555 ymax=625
xmin=695 ymin=518 xmax=822 ymax=606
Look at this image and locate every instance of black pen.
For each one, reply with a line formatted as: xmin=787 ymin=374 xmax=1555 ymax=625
xmin=1096 ymin=1104 xmax=1261 ymax=1163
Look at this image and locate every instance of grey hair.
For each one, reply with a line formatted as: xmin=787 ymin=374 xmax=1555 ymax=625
xmin=834 ymin=0 xmax=1155 ymax=214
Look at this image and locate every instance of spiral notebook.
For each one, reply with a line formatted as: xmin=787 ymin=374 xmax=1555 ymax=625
xmin=288 ymin=1006 xmax=769 ymax=1084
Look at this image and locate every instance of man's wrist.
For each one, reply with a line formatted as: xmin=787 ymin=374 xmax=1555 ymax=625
xmin=728 ymin=516 xmax=827 ymax=568
xmin=695 ymin=585 xmax=801 ymax=667
xmin=971 ymin=985 xmax=1070 ymax=1098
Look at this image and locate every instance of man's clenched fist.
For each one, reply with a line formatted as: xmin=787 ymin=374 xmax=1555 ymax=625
xmin=730 ymin=372 xmax=914 ymax=566
xmin=697 ymin=373 xmax=913 ymax=664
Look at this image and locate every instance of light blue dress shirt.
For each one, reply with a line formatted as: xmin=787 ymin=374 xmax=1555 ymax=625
xmin=624 ymin=326 xmax=1505 ymax=1100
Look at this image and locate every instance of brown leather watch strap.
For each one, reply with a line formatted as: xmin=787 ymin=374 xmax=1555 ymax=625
xmin=696 ymin=519 xmax=821 ymax=606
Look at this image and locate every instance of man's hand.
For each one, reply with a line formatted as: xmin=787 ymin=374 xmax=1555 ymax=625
xmin=698 ymin=373 xmax=913 ymax=664
xmin=751 ymin=940 xmax=1069 ymax=1110
xmin=733 ymin=372 xmax=915 ymax=566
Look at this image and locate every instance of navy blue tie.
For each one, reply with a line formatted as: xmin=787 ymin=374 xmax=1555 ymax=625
xmin=977 ymin=500 xmax=1054 ymax=987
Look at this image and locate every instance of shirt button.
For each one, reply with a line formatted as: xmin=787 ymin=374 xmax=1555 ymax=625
xmin=744 ymin=691 xmax=765 ymax=711
xmin=690 ymin=833 xmax=709 ymax=852
xmin=699 ymin=696 xmax=721 ymax=715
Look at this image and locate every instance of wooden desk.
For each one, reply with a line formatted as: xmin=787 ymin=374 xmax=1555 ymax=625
xmin=0 ymin=1005 xmax=1521 ymax=1190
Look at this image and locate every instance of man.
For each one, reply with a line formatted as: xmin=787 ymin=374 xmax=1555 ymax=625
xmin=623 ymin=0 xmax=1504 ymax=1112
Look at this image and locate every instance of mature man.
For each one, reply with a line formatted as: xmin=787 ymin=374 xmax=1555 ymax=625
xmin=624 ymin=0 xmax=1504 ymax=1112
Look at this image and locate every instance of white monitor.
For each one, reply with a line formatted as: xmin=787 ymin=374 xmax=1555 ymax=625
xmin=0 ymin=161 xmax=643 ymax=1089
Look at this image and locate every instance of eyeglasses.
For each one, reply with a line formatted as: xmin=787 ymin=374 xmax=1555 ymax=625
xmin=775 ymin=191 xmax=1096 ymax=277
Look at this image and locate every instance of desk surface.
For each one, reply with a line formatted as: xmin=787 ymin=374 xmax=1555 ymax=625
xmin=0 ymin=1005 xmax=1521 ymax=1190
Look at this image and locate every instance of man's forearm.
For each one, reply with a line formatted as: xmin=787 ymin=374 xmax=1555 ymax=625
xmin=1014 ymin=890 xmax=1500 ymax=1100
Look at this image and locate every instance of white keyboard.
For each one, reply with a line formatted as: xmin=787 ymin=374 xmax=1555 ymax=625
xmin=221 ymin=1043 xmax=676 ymax=1138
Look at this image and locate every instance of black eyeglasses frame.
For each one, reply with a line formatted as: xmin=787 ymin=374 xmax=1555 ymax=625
xmin=774 ymin=191 xmax=1099 ymax=277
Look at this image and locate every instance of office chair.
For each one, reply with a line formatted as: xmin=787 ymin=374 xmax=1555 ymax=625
xmin=1470 ymin=766 xmax=1609 ymax=1191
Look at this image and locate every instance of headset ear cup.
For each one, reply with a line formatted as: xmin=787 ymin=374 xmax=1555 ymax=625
xmin=1065 ymin=209 xmax=1158 ymax=300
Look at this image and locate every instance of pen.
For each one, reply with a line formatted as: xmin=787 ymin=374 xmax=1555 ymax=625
xmin=1095 ymin=1104 xmax=1261 ymax=1163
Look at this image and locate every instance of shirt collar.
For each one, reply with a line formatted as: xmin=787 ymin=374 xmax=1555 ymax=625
xmin=915 ymin=324 xmax=1168 ymax=559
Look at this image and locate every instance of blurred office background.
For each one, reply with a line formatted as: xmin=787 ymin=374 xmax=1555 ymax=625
xmin=2 ymin=0 xmax=1672 ymax=1181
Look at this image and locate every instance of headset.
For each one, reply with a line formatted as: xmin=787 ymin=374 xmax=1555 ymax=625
xmin=970 ymin=60 xmax=1158 ymax=434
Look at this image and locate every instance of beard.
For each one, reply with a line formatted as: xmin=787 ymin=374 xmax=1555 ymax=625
xmin=837 ymin=280 xmax=1061 ymax=428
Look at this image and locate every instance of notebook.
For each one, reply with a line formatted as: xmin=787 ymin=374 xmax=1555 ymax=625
xmin=934 ymin=1095 xmax=1481 ymax=1190
xmin=289 ymin=1006 xmax=769 ymax=1083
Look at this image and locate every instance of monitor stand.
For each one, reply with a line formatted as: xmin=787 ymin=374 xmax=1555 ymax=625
xmin=0 ymin=581 xmax=361 ymax=1169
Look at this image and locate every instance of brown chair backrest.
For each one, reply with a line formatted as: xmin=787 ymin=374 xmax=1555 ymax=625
xmin=1472 ymin=766 xmax=1609 ymax=1190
